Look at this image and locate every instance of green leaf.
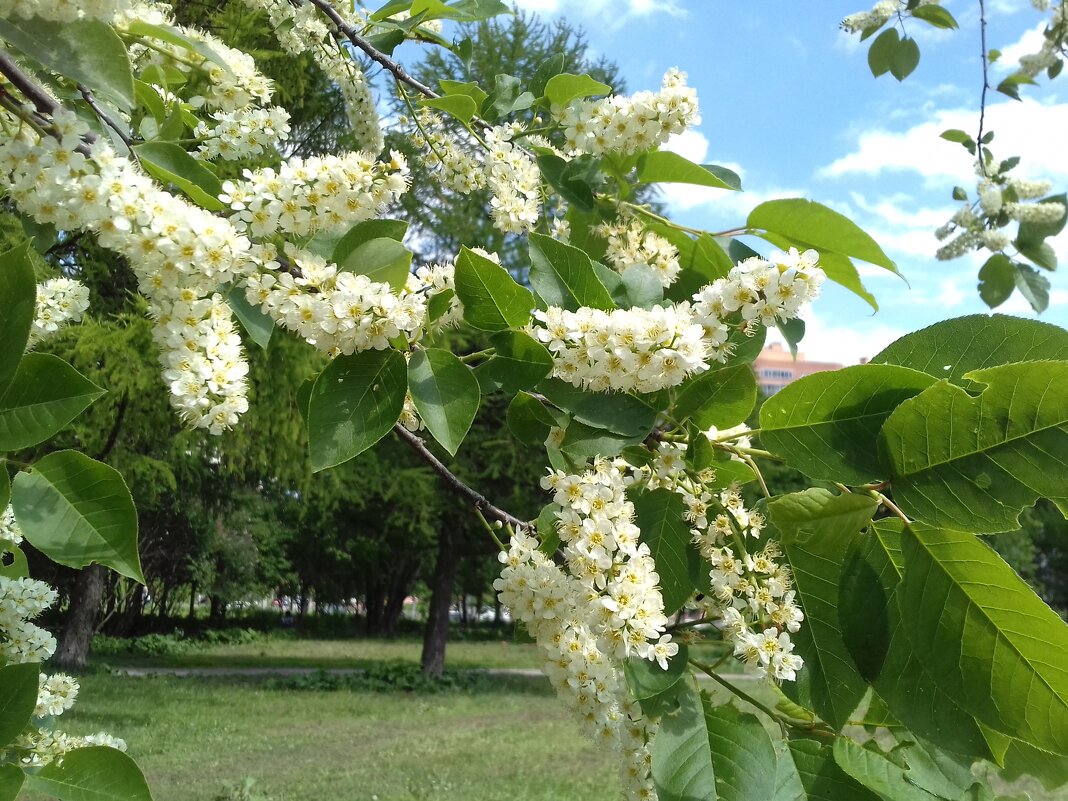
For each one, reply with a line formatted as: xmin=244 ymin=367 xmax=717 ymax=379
xmin=528 ymin=233 xmax=616 ymax=311
xmin=624 ymin=643 xmax=689 ymax=717
xmin=474 ymin=331 xmax=552 ymax=395
xmin=11 ymin=450 xmax=142 ymax=582
xmin=636 ymin=151 xmax=741 ymax=191
xmin=558 ymin=420 xmax=641 ymax=461
xmin=940 ymin=129 xmax=976 ymax=152
xmin=674 ymin=364 xmax=758 ymax=431
xmin=122 ymin=19 xmax=235 ymax=74
xmin=831 ymin=738 xmax=935 ymax=801
xmin=329 ymin=219 xmax=409 ymax=264
xmin=977 ymin=254 xmax=1016 ymax=308
xmin=632 ymin=488 xmax=696 ymax=615
xmin=890 ymin=36 xmax=921 ymax=81
xmin=0 ymin=663 xmax=39 ymax=748
xmin=538 ymin=378 xmax=657 ymax=438
xmin=439 ymin=79 xmax=489 ymax=107
xmin=898 ymin=522 xmax=1068 ymax=752
xmin=133 ymin=143 xmax=224 ymax=211
xmin=0 ymin=464 xmax=8 ymax=511
xmin=704 ymin=703 xmax=779 ymax=801
xmin=506 ymin=392 xmax=560 ymax=446
xmin=0 ymin=545 xmax=28 ymax=579
xmin=1013 ymin=263 xmax=1050 ymax=312
xmin=789 ymin=739 xmax=881 ymax=801
xmin=911 ymin=5 xmax=958 ymax=28
xmin=535 ymin=153 xmax=600 ymax=212
xmin=307 ymin=350 xmax=408 ymax=471
xmin=868 ymin=28 xmax=900 ymax=77
xmin=651 ymin=681 xmax=717 ymax=801
xmin=0 ymin=353 xmax=105 ymax=450
xmin=759 ymin=364 xmax=937 ymax=485
xmin=848 ymin=520 xmax=997 ymax=761
xmin=419 ymin=94 xmax=478 ymax=123
xmin=407 ymin=348 xmax=480 ymax=456
xmin=880 ymin=361 xmax=1068 ymax=533
xmin=1016 ymin=239 xmax=1057 ymax=271
xmin=614 ymin=264 xmax=664 ymax=310
xmin=226 ymin=286 xmax=273 ymax=351
xmin=528 ymin=53 xmax=567 ymax=99
xmin=748 ymin=199 xmax=897 ymax=273
xmin=0 ymin=243 xmax=37 ymax=397
xmin=998 ymin=737 xmax=1068 ymax=791
xmin=542 ymin=72 xmax=611 ymax=107
xmin=0 ymin=17 xmax=134 ymax=111
xmin=0 ymin=764 xmax=24 ymax=801
xmin=756 ymin=236 xmax=878 ymax=311
xmin=336 ymin=237 xmax=413 ymax=292
xmin=770 ymin=489 xmax=877 ymax=729
xmin=454 ymin=247 xmax=534 ymax=331
xmin=23 ymin=746 xmax=153 ymax=801
xmin=871 ymin=314 xmax=1068 ymax=390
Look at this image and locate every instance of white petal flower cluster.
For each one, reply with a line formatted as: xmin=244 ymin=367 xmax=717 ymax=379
xmin=495 ymin=457 xmax=678 ymax=801
xmin=691 ymin=248 xmax=825 ymax=337
xmin=532 ymin=249 xmax=824 ymax=394
xmin=116 ymin=3 xmax=275 ymax=114
xmin=194 ymin=107 xmax=292 ymax=162
xmin=0 ymin=0 xmax=131 ymax=21
xmin=556 ymin=69 xmax=699 ymax=157
xmin=633 ymin=443 xmax=806 ymax=683
xmin=243 ymin=245 xmax=427 ymax=356
xmin=0 ymin=114 xmax=253 ymax=433
xmin=3 ymin=729 xmax=128 ymax=769
xmin=840 ymin=0 xmax=941 ymax=33
xmin=413 ymin=259 xmax=464 ymax=329
xmin=935 ymin=160 xmax=1067 ymax=261
xmin=532 ymin=304 xmax=708 ymax=393
xmin=599 ymin=217 xmax=681 ymax=288
xmin=0 ymin=506 xmax=23 ymax=548
xmin=0 ymin=576 xmax=58 ymax=664
xmin=35 ymin=673 xmax=79 ymax=718
xmin=1016 ymin=2 xmax=1066 ymax=78
xmin=244 ymin=0 xmax=383 ymax=153
xmin=27 ymin=278 xmax=90 ymax=349
xmin=221 ymin=151 xmax=410 ymax=240
xmin=416 ymin=114 xmax=542 ymax=234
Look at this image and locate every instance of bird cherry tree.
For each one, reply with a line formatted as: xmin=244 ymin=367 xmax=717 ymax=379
xmin=1 ymin=1 xmax=1068 ymax=800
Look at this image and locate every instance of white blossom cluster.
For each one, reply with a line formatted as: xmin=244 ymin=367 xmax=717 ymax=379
xmin=243 ymin=0 xmax=383 ymax=154
xmin=839 ymin=0 xmax=941 ymax=33
xmin=495 ymin=458 xmax=679 ymax=801
xmin=934 ymin=161 xmax=1067 ymax=261
xmin=532 ymin=304 xmax=708 ymax=393
xmin=531 ymin=249 xmax=824 ymax=394
xmin=220 ymin=150 xmax=410 ymax=240
xmin=194 ymin=107 xmax=292 ymax=162
xmin=0 ymin=506 xmax=23 ymax=549
xmin=243 ymin=245 xmax=426 ymax=356
xmin=599 ymin=217 xmax=681 ymax=288
xmin=413 ymin=259 xmax=464 ymax=329
xmin=1015 ymin=2 xmax=1066 ymax=78
xmin=35 ymin=673 xmax=79 ymax=718
xmin=634 ymin=443 xmax=805 ymax=683
xmin=0 ymin=113 xmax=253 ymax=433
xmin=0 ymin=0 xmax=131 ymax=22
xmin=0 ymin=576 xmax=58 ymax=665
xmin=27 ymin=278 xmax=91 ymax=349
xmin=415 ymin=114 xmax=542 ymax=234
xmin=4 ymin=729 xmax=128 ymax=769
xmin=555 ymin=69 xmax=699 ymax=157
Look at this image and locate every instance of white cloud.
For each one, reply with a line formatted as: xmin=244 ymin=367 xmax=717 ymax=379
xmin=764 ymin=309 xmax=906 ymax=366
xmin=818 ymin=98 xmax=1068 ymax=183
xmin=509 ymin=0 xmax=685 ymax=22
xmin=995 ymin=22 xmax=1047 ymax=71
xmin=999 ymin=288 xmax=1068 ymax=315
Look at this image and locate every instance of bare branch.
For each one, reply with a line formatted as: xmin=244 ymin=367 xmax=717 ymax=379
xmin=392 ymin=423 xmax=528 ymax=531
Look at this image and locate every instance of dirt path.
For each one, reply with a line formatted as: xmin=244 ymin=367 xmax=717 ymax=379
xmin=113 ymin=665 xmax=752 ymax=680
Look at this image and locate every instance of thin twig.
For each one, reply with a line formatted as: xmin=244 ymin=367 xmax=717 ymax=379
xmin=304 ymin=0 xmax=440 ymax=100
xmin=871 ymin=490 xmax=910 ymax=524
xmin=79 ymin=84 xmax=134 ymax=149
xmin=976 ymin=0 xmax=991 ymax=175
xmin=393 ymin=423 xmax=528 ymax=530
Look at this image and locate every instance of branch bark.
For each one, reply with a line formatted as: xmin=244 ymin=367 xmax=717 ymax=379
xmin=392 ymin=423 xmax=528 ymax=531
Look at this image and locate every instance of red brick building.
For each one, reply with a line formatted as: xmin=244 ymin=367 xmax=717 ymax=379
xmin=752 ymin=342 xmax=843 ymax=396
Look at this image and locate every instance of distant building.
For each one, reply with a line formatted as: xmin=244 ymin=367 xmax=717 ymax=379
xmin=752 ymin=342 xmax=844 ymax=395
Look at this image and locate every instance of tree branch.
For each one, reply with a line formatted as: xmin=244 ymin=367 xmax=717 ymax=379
xmin=303 ymin=0 xmax=441 ymax=100
xmin=392 ymin=423 xmax=528 ymax=531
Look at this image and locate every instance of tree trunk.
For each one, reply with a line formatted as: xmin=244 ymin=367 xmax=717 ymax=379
xmin=209 ymin=595 xmax=226 ymax=621
xmin=187 ymin=582 xmax=197 ymax=619
xmin=421 ymin=530 xmax=457 ymax=679
xmin=53 ymin=565 xmax=107 ymax=670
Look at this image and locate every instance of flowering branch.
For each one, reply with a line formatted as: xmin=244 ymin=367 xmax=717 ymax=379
xmin=392 ymin=423 xmax=528 ymax=530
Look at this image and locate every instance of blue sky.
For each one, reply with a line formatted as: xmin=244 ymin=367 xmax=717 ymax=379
xmin=503 ymin=0 xmax=1068 ymax=363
